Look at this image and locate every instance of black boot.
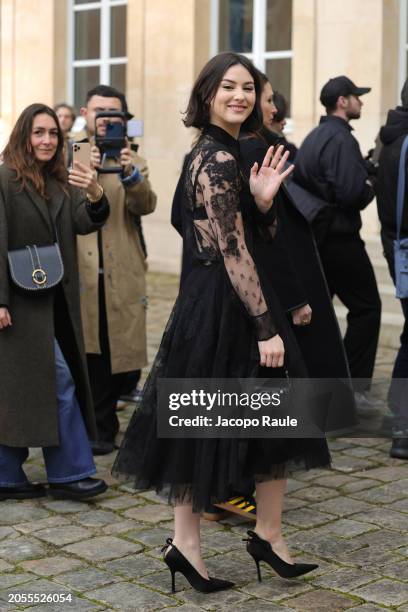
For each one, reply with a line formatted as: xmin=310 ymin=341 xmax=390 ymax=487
xmin=390 ymin=438 xmax=408 ymax=459
xmin=0 ymin=482 xmax=46 ymax=501
xmin=48 ymin=478 xmax=107 ymax=500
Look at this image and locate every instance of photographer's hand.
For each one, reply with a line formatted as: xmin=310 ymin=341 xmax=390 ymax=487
xmin=90 ymin=146 xmax=101 ymax=170
xmin=119 ymin=139 xmax=133 ymax=176
xmin=68 ymin=161 xmax=103 ymax=202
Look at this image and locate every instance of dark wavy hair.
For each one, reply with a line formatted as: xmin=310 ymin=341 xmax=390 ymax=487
xmin=184 ymin=52 xmax=263 ymax=132
xmin=2 ymin=103 xmax=67 ymax=198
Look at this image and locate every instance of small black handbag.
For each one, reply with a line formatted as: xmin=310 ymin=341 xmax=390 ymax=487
xmin=8 ymin=242 xmax=64 ymax=292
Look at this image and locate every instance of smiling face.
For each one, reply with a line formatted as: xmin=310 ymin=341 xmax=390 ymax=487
xmin=260 ymin=81 xmax=277 ymax=130
xmin=30 ymin=113 xmax=59 ymax=163
xmin=209 ymin=64 xmax=256 ymax=135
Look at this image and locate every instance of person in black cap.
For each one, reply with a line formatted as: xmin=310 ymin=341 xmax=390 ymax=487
xmin=292 ymin=76 xmax=381 ymax=411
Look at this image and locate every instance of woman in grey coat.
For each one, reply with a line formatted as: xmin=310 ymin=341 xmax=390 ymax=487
xmin=0 ymin=103 xmax=109 ymax=501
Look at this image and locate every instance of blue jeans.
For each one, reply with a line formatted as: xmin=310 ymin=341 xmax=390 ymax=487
xmin=0 ymin=340 xmax=96 ymax=486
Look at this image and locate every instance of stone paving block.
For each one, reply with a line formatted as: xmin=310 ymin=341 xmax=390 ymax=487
xmin=351 ymin=507 xmax=408 ymax=531
xmin=0 ymin=527 xmax=16 ymax=541
xmin=282 ymin=507 xmax=334 ymax=528
xmin=331 ymin=456 xmax=377 ymax=473
xmin=234 ymin=600 xmax=289 ymax=611
xmin=239 ymin=576 xmax=312 ymax=602
xmin=40 ymin=499 xmax=90 ymax=513
xmin=97 ymin=494 xmax=142 ymax=511
xmin=350 ymin=578 xmax=408 ymax=606
xmin=348 ymin=528 xmax=408 ymax=552
xmin=341 ymin=479 xmax=381 ymax=494
xmin=102 ymin=520 xmax=137 ymax=535
xmin=101 ymin=553 xmax=163 ymax=579
xmin=0 ymin=560 xmax=13 ymax=572
xmin=349 ymin=478 xmax=408 ymax=504
xmin=137 ymin=490 xmax=168 ymax=505
xmin=34 ymin=525 xmax=93 ymax=546
xmin=0 ymin=503 xmax=49 ymax=526
xmin=310 ymin=496 xmax=374 ymax=517
xmin=348 ymin=606 xmax=392 ymax=612
xmin=182 ymin=587 xmax=252 ymax=610
xmin=198 ymin=529 xmax=243 ymax=553
xmin=327 ymin=439 xmax=356 ymax=451
xmin=55 ymin=567 xmax=120 ymax=590
xmin=24 ymin=602 xmax=102 ymax=612
xmin=311 ymin=518 xmax=377 ymax=539
xmin=313 ymin=474 xmax=356 ymax=489
xmin=73 ymin=510 xmax=119 ymax=528
xmin=346 ymin=447 xmax=383 ymax=458
xmin=286 ymin=479 xmax=308 ymax=493
xmin=283 ymin=588 xmax=358 ymax=609
xmin=310 ymin=567 xmax=380 ymax=592
xmin=283 ymin=497 xmax=308 ymax=511
xmin=291 ymin=486 xmax=339 ymax=502
xmin=381 ymin=560 xmax=408 ymax=581
xmin=287 ymin=530 xmax=361 ymax=559
xmin=351 ymin=465 xmax=408 ymax=482
xmin=124 ymin=526 xmax=171 ymax=549
xmin=123 ymin=504 xmax=174 ymax=523
xmin=63 ymin=536 xmax=143 ymax=562
xmin=14 ymin=515 xmax=71 ymax=535
xmin=0 ymin=574 xmax=34 ymax=590
xmin=339 ymin=547 xmax=401 ymax=569
xmin=292 ymin=468 xmax=327 ymax=482
xmin=20 ymin=556 xmax=83 ymax=576
xmin=0 ymin=537 xmax=47 ymax=562
xmin=86 ymin=581 xmax=177 ymax=610
xmin=386 ymin=497 xmax=408 ymax=513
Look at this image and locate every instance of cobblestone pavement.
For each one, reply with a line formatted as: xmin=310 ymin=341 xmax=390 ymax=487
xmin=1 ymin=272 xmax=408 ymax=611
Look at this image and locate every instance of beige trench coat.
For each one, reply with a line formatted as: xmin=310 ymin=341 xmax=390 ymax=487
xmin=77 ymin=150 xmax=157 ymax=374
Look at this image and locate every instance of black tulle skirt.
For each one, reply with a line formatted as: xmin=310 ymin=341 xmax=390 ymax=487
xmin=112 ymin=261 xmax=331 ymax=512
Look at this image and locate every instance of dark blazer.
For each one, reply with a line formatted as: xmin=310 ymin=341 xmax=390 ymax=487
xmin=0 ymin=165 xmax=109 ymax=446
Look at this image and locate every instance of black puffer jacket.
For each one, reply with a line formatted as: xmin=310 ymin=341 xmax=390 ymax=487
xmin=293 ymin=115 xmax=375 ymax=237
xmin=376 ymin=107 xmax=408 ymax=240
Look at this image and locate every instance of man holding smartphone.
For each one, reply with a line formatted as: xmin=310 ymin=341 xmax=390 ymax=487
xmin=75 ymin=85 xmax=157 ymax=455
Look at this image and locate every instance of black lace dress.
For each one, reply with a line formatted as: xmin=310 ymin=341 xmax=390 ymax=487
xmin=112 ymin=125 xmax=330 ymax=511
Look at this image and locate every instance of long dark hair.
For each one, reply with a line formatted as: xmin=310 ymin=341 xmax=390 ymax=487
xmin=184 ymin=52 xmax=263 ymax=132
xmin=2 ymin=103 xmax=67 ymax=198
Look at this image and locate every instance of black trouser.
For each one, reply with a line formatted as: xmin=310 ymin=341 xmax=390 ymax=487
xmin=381 ymin=231 xmax=408 ymax=434
xmin=319 ymin=236 xmax=381 ymax=390
xmin=86 ymin=276 xmax=127 ymax=443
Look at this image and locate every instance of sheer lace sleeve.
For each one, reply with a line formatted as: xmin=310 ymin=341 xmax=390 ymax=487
xmin=197 ymin=150 xmax=277 ymax=341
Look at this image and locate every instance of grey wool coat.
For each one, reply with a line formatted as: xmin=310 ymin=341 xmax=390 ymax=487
xmin=0 ymin=164 xmax=109 ymax=447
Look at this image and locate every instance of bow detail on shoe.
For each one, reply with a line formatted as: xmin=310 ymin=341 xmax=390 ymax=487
xmin=161 ymin=538 xmax=173 ymax=553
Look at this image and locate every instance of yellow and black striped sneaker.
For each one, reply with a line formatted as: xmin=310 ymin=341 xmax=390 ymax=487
xmin=214 ymin=495 xmax=256 ymax=520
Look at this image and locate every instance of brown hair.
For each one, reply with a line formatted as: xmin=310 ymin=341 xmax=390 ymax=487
xmin=2 ymin=103 xmax=67 ymax=198
xmin=183 ymin=52 xmax=263 ymax=133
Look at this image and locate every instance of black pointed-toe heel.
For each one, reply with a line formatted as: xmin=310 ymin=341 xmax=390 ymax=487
xmin=161 ymin=538 xmax=235 ymax=593
xmin=243 ymin=530 xmax=318 ymax=581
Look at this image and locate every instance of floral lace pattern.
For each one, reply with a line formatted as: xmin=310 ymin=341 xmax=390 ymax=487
xmin=185 ymin=134 xmax=277 ymax=339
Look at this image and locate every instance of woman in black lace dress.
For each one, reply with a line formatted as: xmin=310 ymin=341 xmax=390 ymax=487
xmin=113 ymin=53 xmax=330 ymax=593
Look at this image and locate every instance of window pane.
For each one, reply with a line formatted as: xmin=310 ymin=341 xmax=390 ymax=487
xmin=74 ymin=65 xmax=100 ymax=109
xmin=111 ymin=5 xmax=127 ymax=57
xmin=75 ymin=9 xmax=100 ymax=60
xmin=110 ymin=64 xmax=127 ymax=93
xmin=266 ymin=0 xmax=292 ymax=52
xmin=218 ymin=0 xmax=253 ymax=53
xmin=266 ymin=58 xmax=291 ymax=116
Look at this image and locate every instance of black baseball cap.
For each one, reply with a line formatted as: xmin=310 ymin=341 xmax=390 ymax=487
xmin=320 ymin=76 xmax=371 ymax=107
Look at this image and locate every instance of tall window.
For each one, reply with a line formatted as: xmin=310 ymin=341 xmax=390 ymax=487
xmin=215 ymin=0 xmax=293 ymax=112
xmin=68 ymin=0 xmax=127 ymax=110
